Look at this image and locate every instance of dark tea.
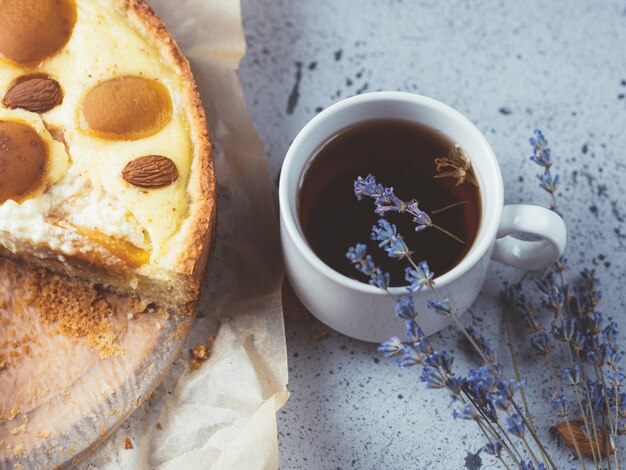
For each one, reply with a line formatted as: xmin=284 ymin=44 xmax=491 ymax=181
xmin=297 ymin=119 xmax=482 ymax=286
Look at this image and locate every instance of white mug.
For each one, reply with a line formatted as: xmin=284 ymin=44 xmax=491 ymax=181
xmin=279 ymin=92 xmax=566 ymax=343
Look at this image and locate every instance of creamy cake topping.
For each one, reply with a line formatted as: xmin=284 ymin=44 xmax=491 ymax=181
xmin=0 ymin=0 xmax=196 ymax=266
xmin=0 ymin=166 xmax=147 ymax=257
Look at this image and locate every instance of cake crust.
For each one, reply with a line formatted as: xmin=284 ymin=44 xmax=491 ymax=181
xmin=123 ymin=0 xmax=216 ymax=306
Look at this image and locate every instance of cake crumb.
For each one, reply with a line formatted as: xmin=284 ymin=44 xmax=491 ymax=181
xmin=127 ymin=296 xmax=151 ymax=314
xmin=6 ymin=406 xmax=19 ymax=421
xmin=124 ymin=437 xmax=133 ymax=450
xmin=0 ymin=304 xmax=36 ymax=371
xmin=9 ymin=424 xmax=26 ymax=435
xmin=190 ymin=333 xmax=218 ymax=370
xmin=311 ymin=329 xmax=328 ymax=342
xmin=12 ymin=443 xmax=25 ymax=456
xmin=5 ymin=261 xmax=125 ymax=359
xmin=191 ymin=344 xmax=210 ymax=361
xmin=36 ymin=431 xmax=51 ymax=438
xmin=170 ymin=323 xmax=189 ymax=340
xmin=87 ymin=329 xmax=123 ymax=359
xmin=14 ymin=463 xmax=25 ymax=470
xmin=156 ymin=422 xmax=163 ymax=430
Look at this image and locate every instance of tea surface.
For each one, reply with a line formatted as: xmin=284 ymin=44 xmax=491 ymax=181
xmin=298 ymin=119 xmax=481 ymax=286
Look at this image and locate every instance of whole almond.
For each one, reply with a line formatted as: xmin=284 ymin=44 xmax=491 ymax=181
xmin=555 ymin=420 xmax=614 ymax=458
xmin=122 ymin=155 xmax=178 ymax=189
xmin=2 ymin=77 xmax=63 ymax=113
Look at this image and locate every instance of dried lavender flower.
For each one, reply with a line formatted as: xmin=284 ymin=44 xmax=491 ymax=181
xmin=371 ymin=219 xmax=411 ymax=259
xmin=405 ymin=261 xmax=434 ymax=292
xmin=530 ymin=333 xmax=553 ymax=356
xmin=529 ymin=129 xmax=552 ymax=168
xmin=354 ymin=174 xmax=406 ymax=215
xmin=406 ymin=200 xmax=433 ymax=231
xmin=345 ymin=244 xmax=390 ymax=289
xmin=452 ymin=404 xmax=480 ymax=421
xmin=529 ymin=129 xmax=559 ymax=211
xmin=506 ymin=413 xmax=526 ymax=438
xmin=483 ymin=441 xmax=503 ymax=457
xmin=427 ymin=298 xmax=455 ymax=316
xmin=563 ymin=363 xmax=581 ymax=387
xmin=395 ymin=295 xmax=417 ymax=320
xmin=552 ymin=393 xmax=570 ymax=418
xmin=433 ymin=145 xmax=478 ymax=187
xmin=378 ymin=337 xmax=404 ymax=358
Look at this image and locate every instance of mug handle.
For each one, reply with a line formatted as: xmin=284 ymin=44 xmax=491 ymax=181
xmin=491 ymin=204 xmax=567 ymax=270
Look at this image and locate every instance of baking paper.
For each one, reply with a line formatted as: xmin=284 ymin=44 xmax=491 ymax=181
xmin=80 ymin=0 xmax=289 ymax=467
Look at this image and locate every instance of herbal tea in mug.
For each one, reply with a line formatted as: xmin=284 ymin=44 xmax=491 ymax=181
xmin=297 ymin=119 xmax=482 ymax=286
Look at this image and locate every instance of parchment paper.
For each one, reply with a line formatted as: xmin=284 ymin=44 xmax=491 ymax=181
xmin=80 ymin=1 xmax=289 ymax=467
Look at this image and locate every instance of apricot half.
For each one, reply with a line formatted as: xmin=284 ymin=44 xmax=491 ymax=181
xmin=80 ymin=77 xmax=173 ymax=141
xmin=0 ymin=120 xmax=47 ymax=204
xmin=0 ymin=0 xmax=77 ymax=65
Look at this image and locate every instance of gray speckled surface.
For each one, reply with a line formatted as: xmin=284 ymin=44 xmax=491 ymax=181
xmin=239 ymin=1 xmax=626 ymax=468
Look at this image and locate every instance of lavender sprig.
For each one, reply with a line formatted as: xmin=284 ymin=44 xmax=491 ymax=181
xmin=354 ymin=175 xmax=406 ymax=215
xmin=506 ymin=131 xmax=623 ymax=468
xmin=529 ymin=130 xmax=552 ymax=168
xmin=346 ymin=243 xmax=390 ymax=289
xmin=371 ymin=219 xmax=412 ymax=259
xmin=354 ymin=174 xmax=465 ymax=244
xmin=530 ymin=129 xmax=559 ymax=212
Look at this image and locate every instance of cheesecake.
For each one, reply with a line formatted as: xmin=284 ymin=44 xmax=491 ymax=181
xmin=0 ymin=0 xmax=215 ymax=313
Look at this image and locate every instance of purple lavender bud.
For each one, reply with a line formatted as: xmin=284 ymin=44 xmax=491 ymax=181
xmin=369 ymin=268 xmax=391 ymax=289
xmin=506 ymin=413 xmax=526 ymax=438
xmin=483 ymin=441 xmax=503 ymax=457
xmin=395 ymin=295 xmax=416 ymax=320
xmin=530 ymin=333 xmax=553 ymax=356
xmin=354 ymin=174 xmax=378 ymax=200
xmin=529 ymin=129 xmax=551 ymax=168
xmin=405 ymin=261 xmax=434 ymax=292
xmin=371 ymin=219 xmax=411 ymax=259
xmin=552 ymin=393 xmax=569 ymax=418
xmin=563 ymin=363 xmax=581 ymax=386
xmin=452 ymin=404 xmax=479 ymax=421
xmin=378 ymin=337 xmax=404 ymax=358
xmin=427 ymin=298 xmax=454 ymax=316
xmin=420 ymin=365 xmax=447 ymax=389
xmin=399 ymin=345 xmax=422 ymax=367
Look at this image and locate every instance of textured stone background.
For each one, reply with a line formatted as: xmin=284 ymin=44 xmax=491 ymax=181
xmin=239 ymin=1 xmax=626 ymax=468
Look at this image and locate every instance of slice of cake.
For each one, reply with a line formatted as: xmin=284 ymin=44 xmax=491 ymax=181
xmin=0 ymin=0 xmax=215 ymax=313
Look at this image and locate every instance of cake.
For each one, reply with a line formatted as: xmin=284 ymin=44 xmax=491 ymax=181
xmin=0 ymin=0 xmax=215 ymax=314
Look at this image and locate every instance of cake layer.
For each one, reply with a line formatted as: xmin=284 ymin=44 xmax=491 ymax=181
xmin=0 ymin=241 xmax=198 ymax=315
